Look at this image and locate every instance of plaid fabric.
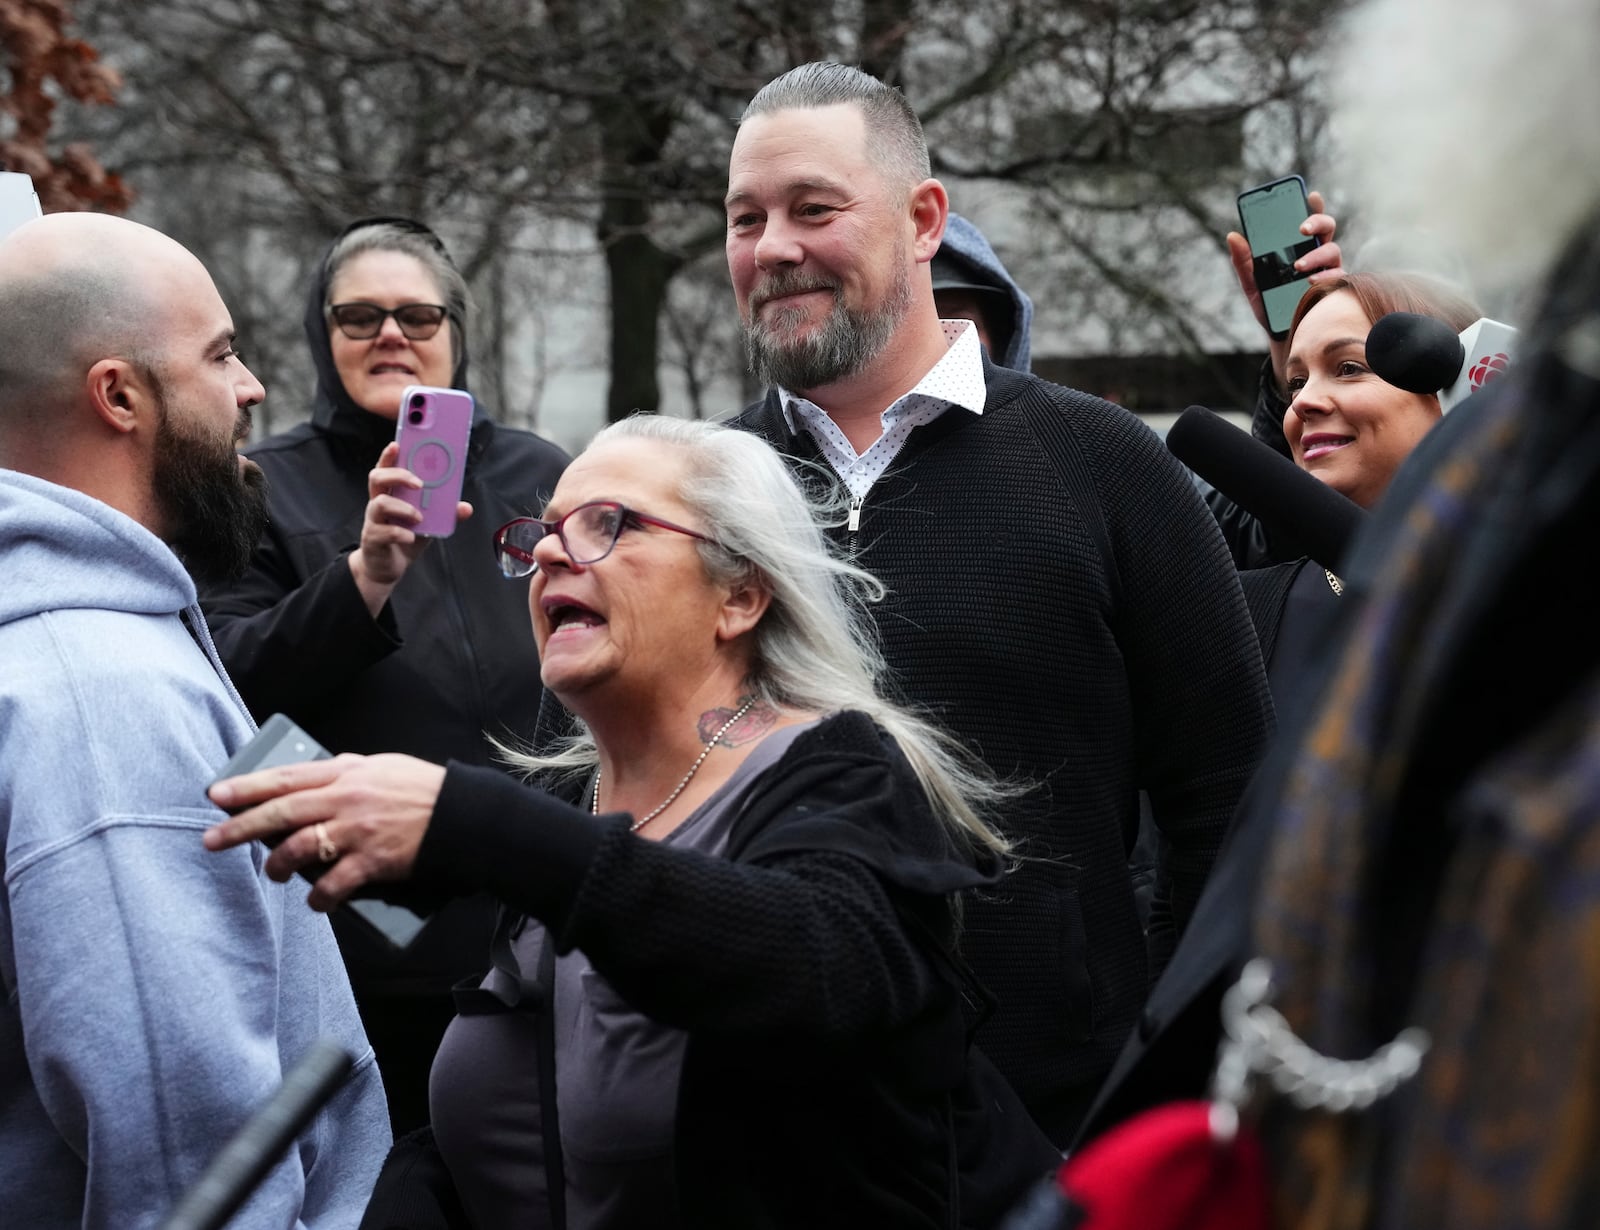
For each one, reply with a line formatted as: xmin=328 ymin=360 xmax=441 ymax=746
xmin=1250 ymin=225 xmax=1600 ymax=1230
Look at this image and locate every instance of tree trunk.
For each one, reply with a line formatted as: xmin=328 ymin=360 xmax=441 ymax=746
xmin=600 ymin=196 xmax=678 ymax=421
xmin=595 ymin=89 xmax=681 ymax=422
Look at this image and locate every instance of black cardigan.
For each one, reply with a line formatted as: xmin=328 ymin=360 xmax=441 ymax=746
xmin=371 ymin=711 xmax=1057 ymax=1229
xmin=728 ymin=365 xmax=1272 ymax=1142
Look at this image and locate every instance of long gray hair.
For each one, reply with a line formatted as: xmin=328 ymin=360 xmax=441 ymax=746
xmin=504 ymin=414 xmax=1010 ymax=857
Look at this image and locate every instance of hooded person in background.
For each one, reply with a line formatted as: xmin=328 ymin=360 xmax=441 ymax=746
xmin=930 ymin=212 xmax=1033 ymax=372
xmin=200 ymin=217 xmax=568 ymax=1136
xmin=0 ymin=212 xmax=389 ymax=1227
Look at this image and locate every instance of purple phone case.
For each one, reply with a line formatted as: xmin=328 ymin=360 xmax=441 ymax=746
xmin=394 ymin=386 xmax=475 ymax=536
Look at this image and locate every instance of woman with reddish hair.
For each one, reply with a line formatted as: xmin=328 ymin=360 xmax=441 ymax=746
xmin=1244 ymin=271 xmax=1480 ymax=700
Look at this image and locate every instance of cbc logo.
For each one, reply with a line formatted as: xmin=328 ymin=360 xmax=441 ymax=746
xmin=1469 ymin=352 xmax=1511 ymax=391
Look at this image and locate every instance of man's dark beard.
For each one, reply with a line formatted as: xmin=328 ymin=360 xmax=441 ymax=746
xmin=151 ymin=389 xmax=269 ymax=584
xmin=743 ymin=262 xmax=913 ymax=392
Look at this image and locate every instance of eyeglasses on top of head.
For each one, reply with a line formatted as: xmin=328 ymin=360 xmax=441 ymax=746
xmin=329 ymin=302 xmax=450 ymax=341
xmin=494 ymin=500 xmax=712 ymax=578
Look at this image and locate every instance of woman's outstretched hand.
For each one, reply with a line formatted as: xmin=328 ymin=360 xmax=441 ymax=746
xmin=205 ymin=752 xmax=446 ymax=911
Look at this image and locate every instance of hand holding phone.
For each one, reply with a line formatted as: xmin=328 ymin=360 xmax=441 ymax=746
xmin=393 ymin=385 xmax=474 ymax=537
xmin=210 ymin=714 xmax=333 ymax=879
xmin=1235 ymin=175 xmax=1323 ymax=339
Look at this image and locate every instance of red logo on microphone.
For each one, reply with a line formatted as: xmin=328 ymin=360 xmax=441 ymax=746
xmin=1469 ymin=352 xmax=1511 ymax=390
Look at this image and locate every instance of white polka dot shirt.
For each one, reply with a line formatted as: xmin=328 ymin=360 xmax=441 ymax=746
xmin=778 ymin=320 xmax=987 ymax=503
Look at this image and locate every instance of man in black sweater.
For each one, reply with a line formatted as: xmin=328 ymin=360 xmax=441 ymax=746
xmin=722 ymin=62 xmax=1273 ymax=1144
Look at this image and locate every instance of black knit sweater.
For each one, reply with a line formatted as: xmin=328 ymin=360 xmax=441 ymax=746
xmin=403 ymin=711 xmax=1057 ymax=1228
xmin=729 ymin=363 xmax=1273 ymax=1142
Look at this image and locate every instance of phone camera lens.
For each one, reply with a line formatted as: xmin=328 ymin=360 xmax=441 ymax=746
xmin=407 ymin=409 xmax=425 ymax=425
xmin=410 ymin=393 xmax=426 ymax=410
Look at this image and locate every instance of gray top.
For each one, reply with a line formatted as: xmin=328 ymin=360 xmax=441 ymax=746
xmin=0 ymin=471 xmax=392 ymax=1226
xmin=431 ymin=720 xmax=817 ymax=1228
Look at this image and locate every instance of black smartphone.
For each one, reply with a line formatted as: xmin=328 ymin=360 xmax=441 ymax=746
xmin=213 ymin=713 xmax=331 ymax=786
xmin=1236 ymin=175 xmax=1320 ymax=339
xmin=210 ymin=714 xmax=333 ymax=880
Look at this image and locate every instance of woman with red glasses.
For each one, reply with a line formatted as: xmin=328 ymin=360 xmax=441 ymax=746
xmin=205 ymin=414 xmax=1057 ymax=1229
xmin=198 ymin=217 xmax=568 ymax=1139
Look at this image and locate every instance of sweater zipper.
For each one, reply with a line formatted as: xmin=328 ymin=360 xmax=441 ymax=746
xmin=811 ymin=446 xmax=863 ymax=546
xmin=798 ymin=430 xmax=863 ymax=545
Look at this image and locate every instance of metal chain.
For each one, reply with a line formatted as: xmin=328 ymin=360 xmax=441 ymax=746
xmin=1211 ymin=958 xmax=1430 ymax=1124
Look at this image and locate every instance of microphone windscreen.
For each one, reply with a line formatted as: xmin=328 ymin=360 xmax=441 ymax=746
xmin=1366 ymin=311 xmax=1464 ymax=395
xmin=1168 ymin=406 xmax=1365 ymax=573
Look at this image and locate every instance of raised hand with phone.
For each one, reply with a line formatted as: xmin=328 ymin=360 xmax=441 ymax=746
xmin=347 ymin=395 xmax=475 ymax=619
xmin=1228 ymin=182 xmax=1345 ymax=399
xmin=1192 ymin=182 xmax=1344 ymax=568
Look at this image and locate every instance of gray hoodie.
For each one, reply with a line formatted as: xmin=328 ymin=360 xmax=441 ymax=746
xmin=0 ymin=470 xmax=389 ymax=1227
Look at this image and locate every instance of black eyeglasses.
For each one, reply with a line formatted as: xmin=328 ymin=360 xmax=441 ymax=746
xmin=494 ymin=501 xmax=711 ymax=578
xmin=329 ymin=302 xmax=450 ymax=341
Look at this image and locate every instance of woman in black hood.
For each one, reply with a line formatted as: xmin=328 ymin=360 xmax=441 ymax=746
xmin=200 ymin=217 xmax=568 ymax=1135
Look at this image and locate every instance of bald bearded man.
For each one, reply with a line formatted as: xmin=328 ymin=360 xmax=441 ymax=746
xmin=0 ymin=213 xmax=389 ymax=1227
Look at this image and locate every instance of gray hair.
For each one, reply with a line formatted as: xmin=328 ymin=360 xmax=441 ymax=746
xmin=742 ymin=62 xmax=932 ymax=192
xmin=323 ymin=222 xmax=471 ymax=370
xmin=503 ymin=414 xmax=1010 ymax=857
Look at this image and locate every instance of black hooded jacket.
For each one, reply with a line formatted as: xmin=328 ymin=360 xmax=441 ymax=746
xmin=199 ymin=218 xmax=568 ymax=997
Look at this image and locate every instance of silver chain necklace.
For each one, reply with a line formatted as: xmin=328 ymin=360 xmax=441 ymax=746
xmin=592 ymin=697 xmax=757 ymax=832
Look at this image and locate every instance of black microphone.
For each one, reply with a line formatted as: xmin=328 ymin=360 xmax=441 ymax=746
xmin=1168 ymin=406 xmax=1366 ymax=573
xmin=159 ymin=1040 xmax=355 ymax=1230
xmin=1365 ymin=311 xmax=1464 ymax=395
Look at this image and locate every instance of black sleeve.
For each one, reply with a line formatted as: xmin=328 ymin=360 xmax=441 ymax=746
xmin=1250 ymin=357 xmax=1292 ymax=457
xmin=1195 ymin=359 xmax=1299 ymax=570
xmin=1197 ymin=473 xmax=1277 ymax=571
xmin=1076 ymin=406 xmax=1275 ymax=944
xmin=414 ymin=762 xmax=951 ymax=1041
xmin=1245 ymin=356 xmax=1300 ymax=565
xmin=200 ymin=537 xmax=401 ymax=721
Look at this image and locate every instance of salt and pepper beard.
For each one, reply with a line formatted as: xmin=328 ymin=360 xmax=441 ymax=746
xmin=148 ymin=369 xmax=269 ymax=584
xmin=743 ymin=259 xmax=915 ymax=393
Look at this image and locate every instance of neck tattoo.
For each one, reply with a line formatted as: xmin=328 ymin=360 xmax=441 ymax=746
xmin=592 ymin=696 xmax=758 ymax=832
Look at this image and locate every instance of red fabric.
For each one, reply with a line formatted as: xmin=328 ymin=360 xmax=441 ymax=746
xmin=1059 ymin=1101 xmax=1270 ymax=1230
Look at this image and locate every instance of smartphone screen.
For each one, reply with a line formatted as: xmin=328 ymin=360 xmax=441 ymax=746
xmin=1237 ymin=175 xmax=1319 ymax=338
xmin=394 ymin=386 xmax=474 ymax=537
